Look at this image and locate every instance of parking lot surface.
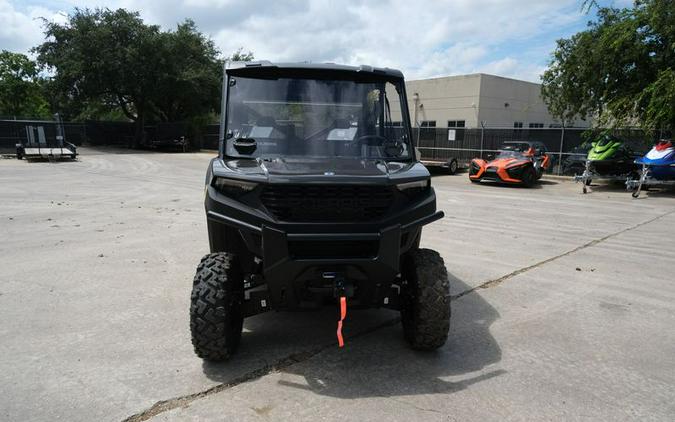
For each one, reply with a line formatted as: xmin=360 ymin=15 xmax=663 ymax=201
xmin=1 ymin=148 xmax=674 ymax=421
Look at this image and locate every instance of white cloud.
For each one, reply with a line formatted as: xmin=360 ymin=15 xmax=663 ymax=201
xmin=479 ymin=57 xmax=547 ymax=83
xmin=1 ymin=0 xmax=587 ymax=82
xmin=0 ymin=1 xmax=67 ymax=53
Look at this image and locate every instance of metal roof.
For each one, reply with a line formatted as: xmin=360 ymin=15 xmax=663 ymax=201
xmin=225 ymin=61 xmax=404 ymax=81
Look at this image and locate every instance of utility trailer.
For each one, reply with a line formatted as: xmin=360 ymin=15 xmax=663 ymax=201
xmin=626 ymin=140 xmax=675 ymax=198
xmin=573 ymin=160 xmax=633 ymax=194
xmin=419 ymin=157 xmax=460 ymax=175
xmin=16 ymin=114 xmax=77 ymax=160
xmin=626 ymin=164 xmax=675 ymax=198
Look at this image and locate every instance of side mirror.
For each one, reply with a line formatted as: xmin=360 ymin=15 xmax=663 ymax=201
xmin=233 ymin=137 xmax=257 ymax=154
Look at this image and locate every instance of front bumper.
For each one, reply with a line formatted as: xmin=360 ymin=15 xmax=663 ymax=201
xmin=469 ymin=163 xmax=526 ymax=184
xmin=205 ymin=185 xmax=443 ymax=310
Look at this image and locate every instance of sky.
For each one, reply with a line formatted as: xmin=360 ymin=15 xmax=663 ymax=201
xmin=0 ymin=0 xmax=634 ymax=82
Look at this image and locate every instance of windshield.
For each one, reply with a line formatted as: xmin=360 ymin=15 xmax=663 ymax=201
xmin=224 ymin=76 xmax=412 ymax=160
xmin=496 ymin=143 xmax=532 ymax=159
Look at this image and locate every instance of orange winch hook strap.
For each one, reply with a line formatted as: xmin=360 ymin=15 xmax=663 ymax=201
xmin=337 ymin=296 xmax=347 ymax=348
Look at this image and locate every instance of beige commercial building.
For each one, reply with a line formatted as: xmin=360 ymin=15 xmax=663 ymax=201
xmin=397 ymin=73 xmax=589 ymax=129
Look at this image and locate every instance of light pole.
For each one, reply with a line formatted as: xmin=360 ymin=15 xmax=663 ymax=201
xmin=412 ymin=92 xmax=420 ymax=148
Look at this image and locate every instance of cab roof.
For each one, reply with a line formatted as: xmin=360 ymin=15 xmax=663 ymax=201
xmin=226 ymin=61 xmax=405 ymax=82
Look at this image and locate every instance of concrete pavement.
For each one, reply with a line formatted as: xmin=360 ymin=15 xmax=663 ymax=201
xmin=1 ymin=148 xmax=674 ymax=421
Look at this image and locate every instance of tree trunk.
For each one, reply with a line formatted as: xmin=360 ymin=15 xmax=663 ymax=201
xmin=133 ymin=110 xmax=145 ymax=149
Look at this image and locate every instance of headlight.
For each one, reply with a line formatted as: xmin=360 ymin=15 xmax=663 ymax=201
xmin=397 ymin=179 xmax=430 ymax=197
xmin=211 ymin=177 xmax=258 ymax=198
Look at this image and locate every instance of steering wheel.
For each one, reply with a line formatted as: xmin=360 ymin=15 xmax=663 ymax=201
xmin=348 ymin=135 xmax=405 ymax=157
xmin=353 ymin=134 xmax=388 ymax=146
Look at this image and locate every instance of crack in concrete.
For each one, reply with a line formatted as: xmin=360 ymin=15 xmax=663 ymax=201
xmin=452 ymin=209 xmax=675 ymax=300
xmin=388 ymin=397 xmax=446 ymax=415
xmin=121 ymin=318 xmax=401 ymax=422
xmin=122 ymin=209 xmax=674 ymax=422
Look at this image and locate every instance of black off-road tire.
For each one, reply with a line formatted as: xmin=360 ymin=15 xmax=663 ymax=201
xmin=535 ymin=167 xmax=544 ymax=180
xmin=401 ymin=248 xmax=451 ymax=350
xmin=521 ymin=166 xmax=537 ymax=188
xmin=190 ymin=252 xmax=244 ymax=361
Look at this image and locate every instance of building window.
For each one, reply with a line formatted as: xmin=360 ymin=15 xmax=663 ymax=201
xmin=548 ymin=123 xmax=563 ymax=128
xmin=420 ymin=121 xmax=436 ymax=127
xmin=391 ymin=121 xmax=402 ymax=127
xmin=528 ymin=123 xmax=544 ymax=128
xmin=514 ymin=122 xmax=523 ymax=128
xmin=447 ymin=120 xmax=465 ymax=128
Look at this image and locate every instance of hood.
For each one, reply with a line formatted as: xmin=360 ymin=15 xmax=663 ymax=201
xmin=636 ymin=141 xmax=675 ymax=165
xmin=486 ymin=157 xmax=530 ymax=168
xmin=216 ymin=156 xmax=426 ymax=183
xmin=588 ymin=140 xmax=623 ymax=160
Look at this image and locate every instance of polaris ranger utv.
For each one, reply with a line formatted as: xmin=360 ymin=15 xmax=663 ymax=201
xmin=190 ymin=61 xmax=450 ymax=361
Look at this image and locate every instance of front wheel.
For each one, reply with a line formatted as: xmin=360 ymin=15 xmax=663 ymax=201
xmin=535 ymin=167 xmax=544 ymax=180
xmin=521 ymin=166 xmax=537 ymax=188
xmin=190 ymin=253 xmax=244 ymax=361
xmin=401 ymin=249 xmax=451 ymax=350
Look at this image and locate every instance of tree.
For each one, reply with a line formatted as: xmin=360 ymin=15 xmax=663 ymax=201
xmin=34 ymin=8 xmax=231 ymax=147
xmin=229 ymin=48 xmax=254 ymax=62
xmin=0 ymin=51 xmax=49 ymax=118
xmin=35 ymin=8 xmax=164 ymax=143
xmin=542 ymin=0 xmax=675 ymax=131
xmin=151 ymin=20 xmax=222 ymax=123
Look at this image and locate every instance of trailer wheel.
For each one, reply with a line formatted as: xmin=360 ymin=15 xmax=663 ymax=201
xmin=190 ymin=252 xmax=244 ymax=361
xmin=401 ymin=248 xmax=450 ymax=350
xmin=446 ymin=159 xmax=458 ymax=175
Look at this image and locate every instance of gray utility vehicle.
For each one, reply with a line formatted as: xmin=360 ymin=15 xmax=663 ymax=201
xmin=190 ymin=61 xmax=450 ymax=361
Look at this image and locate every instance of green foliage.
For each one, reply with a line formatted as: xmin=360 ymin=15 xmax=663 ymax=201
xmin=33 ymin=7 xmax=246 ymax=141
xmin=0 ymin=50 xmax=50 ymax=118
xmin=150 ymin=19 xmax=222 ymax=122
xmin=229 ymin=48 xmax=254 ymax=62
xmin=34 ymin=8 xmax=163 ymax=125
xmin=542 ymin=0 xmax=675 ymax=130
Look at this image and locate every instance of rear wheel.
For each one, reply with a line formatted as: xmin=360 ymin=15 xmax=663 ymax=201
xmin=190 ymin=252 xmax=244 ymax=361
xmin=446 ymin=159 xmax=458 ymax=175
xmin=401 ymin=249 xmax=450 ymax=350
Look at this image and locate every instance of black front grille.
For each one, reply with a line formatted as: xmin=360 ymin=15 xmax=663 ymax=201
xmin=260 ymin=184 xmax=395 ymax=222
xmin=289 ymin=240 xmax=379 ymax=259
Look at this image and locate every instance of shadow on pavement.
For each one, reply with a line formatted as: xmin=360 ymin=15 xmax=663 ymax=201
xmin=202 ymin=271 xmax=502 ymax=399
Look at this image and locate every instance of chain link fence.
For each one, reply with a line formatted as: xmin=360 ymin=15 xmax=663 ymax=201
xmin=414 ymin=126 xmax=656 ymax=175
xmin=0 ymin=119 xmax=192 ymax=154
xmin=2 ymin=118 xmax=659 ymax=177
